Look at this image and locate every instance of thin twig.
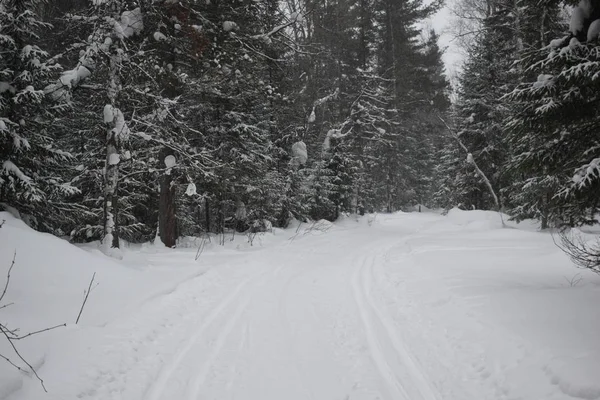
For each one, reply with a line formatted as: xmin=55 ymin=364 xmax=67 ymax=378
xmin=0 ymin=326 xmax=47 ymax=392
xmin=10 ymin=324 xmax=67 ymax=340
xmin=0 ymin=352 xmax=26 ymax=372
xmin=76 ymin=272 xmax=96 ymax=324
xmin=0 ymin=251 xmax=16 ymax=304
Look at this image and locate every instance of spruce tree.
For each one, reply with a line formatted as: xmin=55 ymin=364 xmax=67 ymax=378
xmin=0 ymin=0 xmax=80 ymax=231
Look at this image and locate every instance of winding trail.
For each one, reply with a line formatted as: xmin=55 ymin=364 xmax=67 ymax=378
xmin=133 ymin=215 xmax=446 ymax=400
xmin=25 ymin=211 xmax=576 ymax=400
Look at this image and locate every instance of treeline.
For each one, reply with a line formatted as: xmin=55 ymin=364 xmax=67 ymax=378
xmin=436 ymin=0 xmax=600 ymax=229
xmin=1 ymin=0 xmax=449 ymax=251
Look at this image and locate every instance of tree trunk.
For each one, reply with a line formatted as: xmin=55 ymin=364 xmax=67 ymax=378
xmin=159 ymin=148 xmax=177 ymax=247
xmin=205 ymin=197 xmax=210 ymax=233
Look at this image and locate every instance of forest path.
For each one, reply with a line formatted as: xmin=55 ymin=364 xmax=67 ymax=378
xmin=12 ymin=211 xmax=598 ymax=400
xmin=141 ymin=213 xmax=446 ymax=400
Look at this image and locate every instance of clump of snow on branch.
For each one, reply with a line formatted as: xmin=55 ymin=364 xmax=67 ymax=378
xmin=103 ymin=104 xmax=114 ymax=123
xmin=2 ymin=161 xmax=32 ymax=183
xmin=289 ymin=11 xmax=304 ymax=23
xmin=0 ymin=82 xmax=16 ymax=94
xmin=572 ymin=158 xmax=600 ymax=188
xmin=547 ymin=36 xmax=568 ymax=49
xmin=223 ymin=21 xmax=238 ymax=32
xmin=308 ymin=88 xmax=340 ymax=124
xmin=108 ymin=153 xmax=120 ymax=165
xmin=59 ymin=66 xmax=91 ymax=88
xmin=314 ymin=88 xmax=339 ymax=108
xmin=587 ymin=19 xmax=600 ymax=41
xmin=185 ymin=183 xmax=197 ymax=196
xmin=111 ymin=109 xmax=130 ymax=141
xmin=290 ymin=141 xmax=308 ymax=167
xmin=164 ymin=155 xmax=176 ymax=175
xmin=323 ymin=128 xmax=350 ymax=151
xmin=532 ymin=74 xmax=553 ymax=89
xmin=113 ymin=8 xmax=143 ymax=40
xmin=153 ymin=32 xmax=167 ymax=42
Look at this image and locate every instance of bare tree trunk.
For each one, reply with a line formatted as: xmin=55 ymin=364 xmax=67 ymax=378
xmin=158 ymin=148 xmax=177 ymax=247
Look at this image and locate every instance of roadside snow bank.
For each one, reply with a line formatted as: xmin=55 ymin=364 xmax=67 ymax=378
xmin=380 ymin=209 xmax=600 ymax=400
xmin=0 ymin=212 xmax=204 ymax=398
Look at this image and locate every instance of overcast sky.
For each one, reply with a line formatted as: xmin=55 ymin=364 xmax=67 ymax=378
xmin=429 ymin=2 xmax=464 ymax=83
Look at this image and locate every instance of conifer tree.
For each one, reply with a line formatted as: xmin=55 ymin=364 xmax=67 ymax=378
xmin=0 ymin=0 xmax=78 ymax=231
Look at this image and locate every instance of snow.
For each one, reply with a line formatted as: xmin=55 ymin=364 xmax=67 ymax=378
xmin=114 ymin=8 xmax=143 ymax=40
xmin=547 ymin=37 xmax=567 ymax=49
xmin=291 ymin=141 xmax=308 ymax=166
xmin=587 ymin=19 xmax=600 ymax=41
xmin=290 ymin=11 xmax=304 ymax=22
xmin=111 ymin=109 xmax=130 ymax=140
xmin=533 ymin=73 xmax=554 ymax=89
xmin=163 ymin=155 xmax=176 ymax=169
xmin=572 ymin=157 xmax=600 ymax=187
xmin=222 ymin=21 xmax=238 ymax=32
xmin=570 ymin=6 xmax=586 ymax=35
xmin=153 ymin=32 xmax=167 ymax=42
xmin=0 ymin=82 xmax=16 ymax=94
xmin=103 ymin=104 xmax=114 ymax=123
xmin=2 ymin=210 xmax=600 ymax=400
xmin=185 ymin=183 xmax=197 ymax=196
xmin=59 ymin=66 xmax=91 ymax=88
xmin=1 ymin=160 xmax=32 ymax=182
xmin=108 ymin=153 xmax=120 ymax=165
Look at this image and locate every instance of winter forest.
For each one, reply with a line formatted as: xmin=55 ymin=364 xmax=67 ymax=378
xmin=3 ymin=0 xmax=600 ymax=398
xmin=2 ymin=0 xmax=600 ymax=252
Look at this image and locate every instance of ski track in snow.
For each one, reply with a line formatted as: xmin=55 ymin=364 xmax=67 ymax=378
xmin=145 ymin=275 xmax=256 ymax=400
xmin=352 ymin=252 xmax=412 ymax=399
xmin=4 ymin=211 xmax=600 ymax=400
xmin=362 ymin=252 xmax=440 ymax=400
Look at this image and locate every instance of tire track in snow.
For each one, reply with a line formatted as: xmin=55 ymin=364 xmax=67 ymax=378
xmin=363 ymin=252 xmax=440 ymax=400
xmin=351 ymin=253 xmax=411 ymax=399
xmin=145 ymin=275 xmax=257 ymax=400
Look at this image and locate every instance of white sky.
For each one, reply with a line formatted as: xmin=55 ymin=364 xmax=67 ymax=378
xmin=429 ymin=1 xmax=464 ymax=84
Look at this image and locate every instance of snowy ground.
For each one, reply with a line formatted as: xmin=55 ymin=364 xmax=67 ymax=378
xmin=1 ymin=210 xmax=599 ymax=400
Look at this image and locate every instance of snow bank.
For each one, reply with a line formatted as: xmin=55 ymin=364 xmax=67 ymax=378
xmin=0 ymin=212 xmax=204 ymax=398
xmin=379 ymin=209 xmax=600 ymax=400
xmin=445 ymin=207 xmax=507 ymax=230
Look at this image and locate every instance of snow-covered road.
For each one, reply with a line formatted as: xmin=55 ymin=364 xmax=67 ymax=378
xmin=2 ymin=211 xmax=600 ymax=400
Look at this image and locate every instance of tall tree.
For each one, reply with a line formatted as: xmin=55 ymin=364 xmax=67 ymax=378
xmin=0 ymin=0 xmax=78 ymax=231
